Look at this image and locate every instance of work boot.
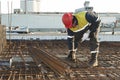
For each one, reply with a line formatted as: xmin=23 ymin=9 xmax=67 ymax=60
xmin=67 ymin=51 xmax=76 ymax=62
xmin=89 ymin=53 xmax=98 ymax=67
xmin=67 ymin=51 xmax=72 ymax=59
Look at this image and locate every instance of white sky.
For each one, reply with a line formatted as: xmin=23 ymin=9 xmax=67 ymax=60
xmin=0 ymin=0 xmax=120 ymax=13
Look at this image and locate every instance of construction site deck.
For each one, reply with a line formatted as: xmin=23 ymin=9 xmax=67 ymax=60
xmin=0 ymin=25 xmax=120 ymax=80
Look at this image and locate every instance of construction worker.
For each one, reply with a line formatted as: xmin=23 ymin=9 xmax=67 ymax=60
xmin=62 ymin=11 xmax=101 ymax=67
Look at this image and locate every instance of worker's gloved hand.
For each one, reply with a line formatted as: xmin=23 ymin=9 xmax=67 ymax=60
xmin=81 ymin=30 xmax=90 ymax=42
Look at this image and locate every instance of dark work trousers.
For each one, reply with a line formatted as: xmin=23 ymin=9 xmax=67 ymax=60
xmin=89 ymin=25 xmax=100 ymax=53
xmin=67 ymin=21 xmax=101 ymax=53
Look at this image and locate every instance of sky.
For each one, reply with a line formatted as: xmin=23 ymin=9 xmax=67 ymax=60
xmin=0 ymin=0 xmax=120 ymax=13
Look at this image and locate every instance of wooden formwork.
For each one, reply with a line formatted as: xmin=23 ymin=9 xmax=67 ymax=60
xmin=0 ymin=25 xmax=6 ymax=54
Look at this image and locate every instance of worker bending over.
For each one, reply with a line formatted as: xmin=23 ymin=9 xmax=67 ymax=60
xmin=62 ymin=11 xmax=101 ymax=67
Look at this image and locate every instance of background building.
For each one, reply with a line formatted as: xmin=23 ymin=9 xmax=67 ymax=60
xmin=20 ymin=0 xmax=41 ymax=13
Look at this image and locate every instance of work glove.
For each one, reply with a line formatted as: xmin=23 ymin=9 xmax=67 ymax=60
xmin=81 ymin=30 xmax=90 ymax=42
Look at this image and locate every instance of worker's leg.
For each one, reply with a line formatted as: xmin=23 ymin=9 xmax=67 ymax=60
xmin=89 ymin=24 xmax=100 ymax=67
xmin=67 ymin=30 xmax=85 ymax=62
xmin=67 ymin=29 xmax=79 ymax=62
xmin=67 ymin=28 xmax=89 ymax=62
xmin=67 ymin=37 xmax=78 ymax=61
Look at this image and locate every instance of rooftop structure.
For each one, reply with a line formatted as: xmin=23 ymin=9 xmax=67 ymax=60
xmin=75 ymin=1 xmax=93 ymax=13
xmin=20 ymin=0 xmax=41 ymax=13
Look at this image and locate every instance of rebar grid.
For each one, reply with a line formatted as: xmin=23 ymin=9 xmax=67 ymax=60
xmin=0 ymin=40 xmax=120 ymax=80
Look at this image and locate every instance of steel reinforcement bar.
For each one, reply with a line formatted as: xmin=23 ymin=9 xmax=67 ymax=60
xmin=28 ymin=46 xmax=72 ymax=77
